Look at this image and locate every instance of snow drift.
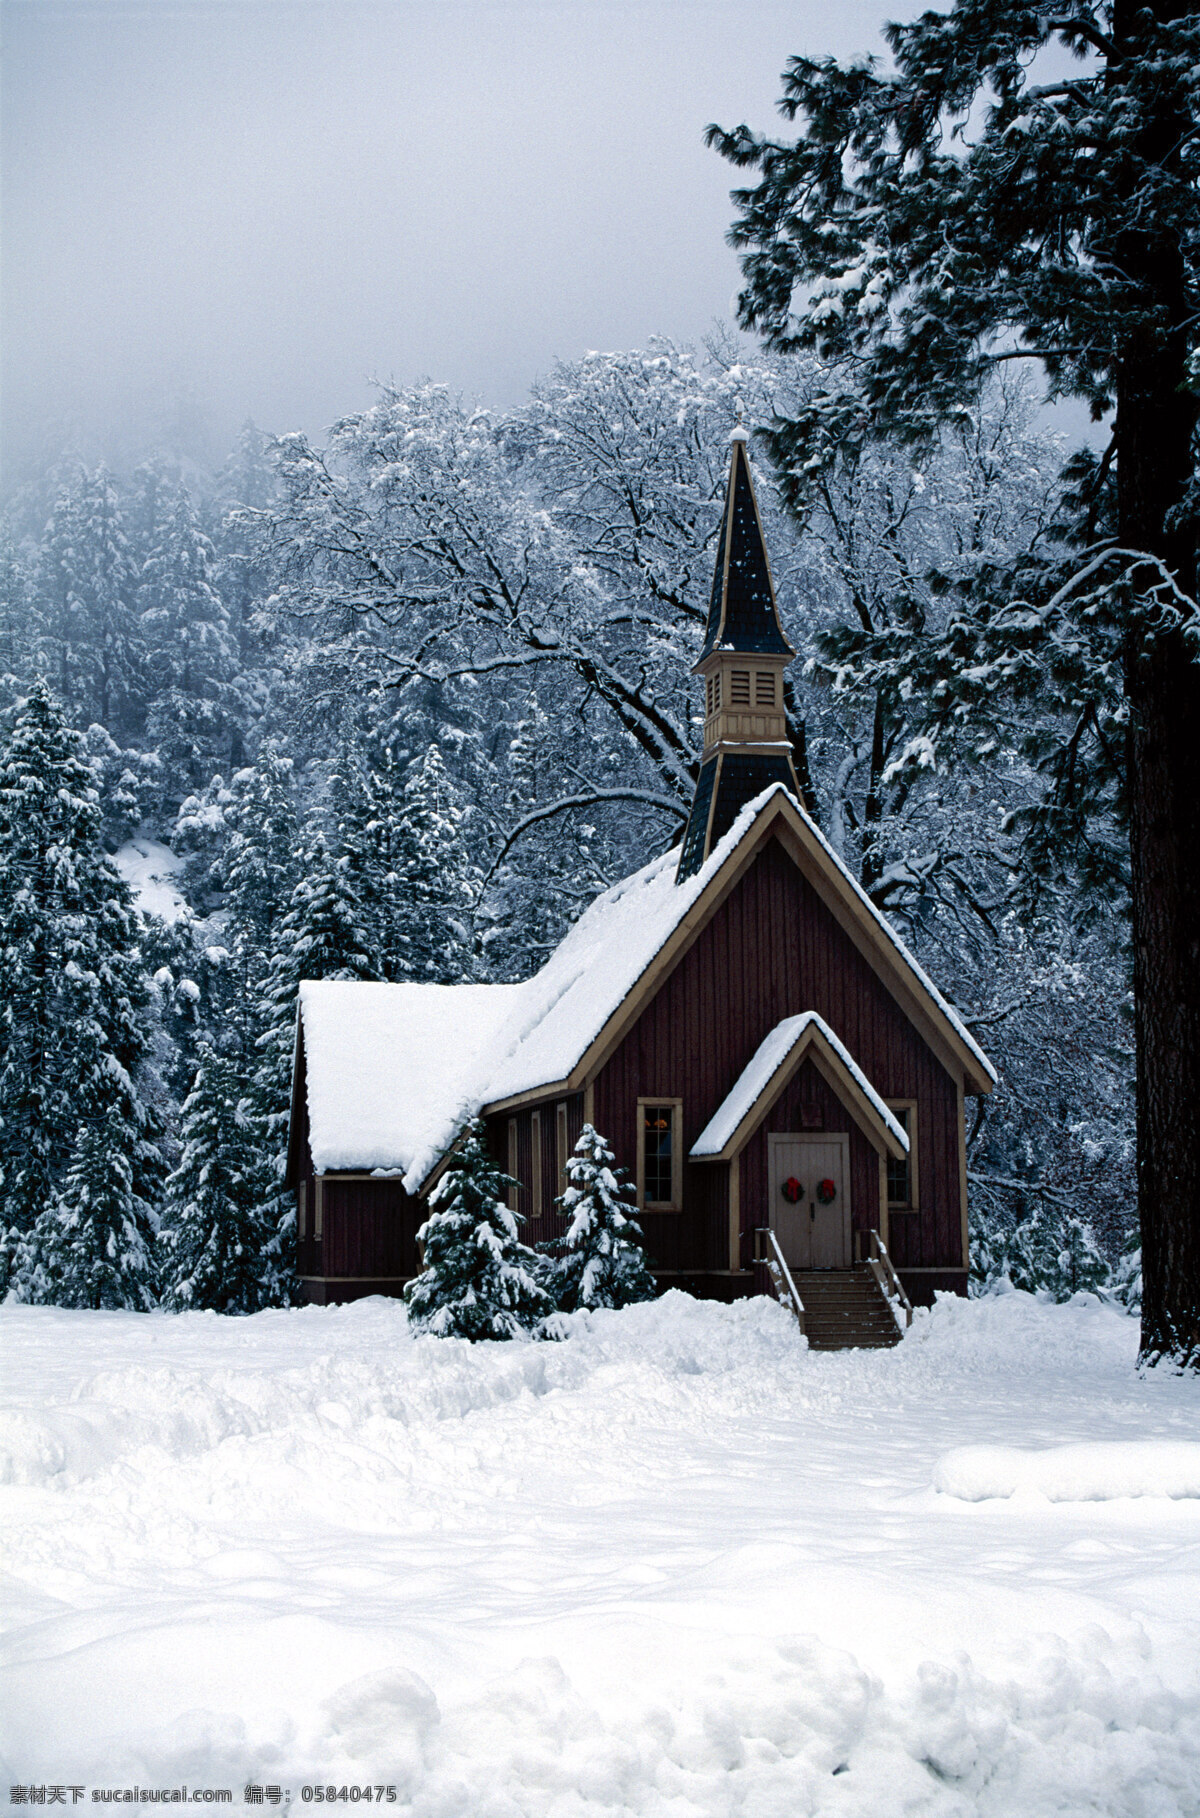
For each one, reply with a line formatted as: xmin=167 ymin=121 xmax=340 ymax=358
xmin=2 ymin=1289 xmax=1198 ymax=1815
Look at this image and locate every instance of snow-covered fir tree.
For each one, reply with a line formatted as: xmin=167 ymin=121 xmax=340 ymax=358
xmin=405 ymin=1120 xmax=551 ymax=1339
xmin=392 ymin=742 xmax=475 ymax=983
xmin=539 ymin=1124 xmax=657 ymax=1313
xmin=972 ymin=1204 xmax=1113 ymax=1303
xmin=255 ymin=830 xmax=379 ymax=1201
xmin=158 ymin=1044 xmax=288 ymax=1313
xmin=0 ymin=683 xmax=157 ymax=1295
xmin=139 ymin=480 xmax=238 ymax=807
xmin=18 ymin=1111 xmax=157 ymax=1311
xmin=36 ymin=465 xmax=144 ymax=740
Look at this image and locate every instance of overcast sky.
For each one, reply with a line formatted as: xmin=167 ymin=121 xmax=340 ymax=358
xmin=2 ymin=0 xmax=911 ymax=475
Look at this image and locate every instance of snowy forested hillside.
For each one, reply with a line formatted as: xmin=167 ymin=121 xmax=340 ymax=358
xmin=0 ymin=343 xmax=1136 ymax=1307
xmin=2 ymin=1292 xmax=1197 ymax=1810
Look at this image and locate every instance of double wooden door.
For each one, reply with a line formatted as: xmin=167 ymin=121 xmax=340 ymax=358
xmin=768 ymin=1133 xmax=851 ymax=1270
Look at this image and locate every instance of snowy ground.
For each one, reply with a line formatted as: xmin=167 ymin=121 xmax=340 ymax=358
xmin=2 ymin=1290 xmax=1198 ymax=1816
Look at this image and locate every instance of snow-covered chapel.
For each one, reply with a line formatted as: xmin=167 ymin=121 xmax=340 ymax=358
xmin=287 ymin=430 xmax=996 ymax=1312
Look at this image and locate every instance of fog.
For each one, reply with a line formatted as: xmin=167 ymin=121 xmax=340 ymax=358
xmin=3 ymin=0 xmax=905 ymax=475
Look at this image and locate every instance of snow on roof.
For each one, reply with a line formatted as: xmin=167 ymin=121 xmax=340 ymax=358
xmin=690 ymin=1012 xmax=909 ymax=1158
xmin=297 ymin=782 xmax=992 ymax=1189
xmin=299 ymin=980 xmax=523 ymax=1178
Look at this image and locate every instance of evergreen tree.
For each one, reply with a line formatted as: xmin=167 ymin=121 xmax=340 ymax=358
xmin=0 ymin=683 xmax=154 ymax=1293
xmin=158 ymin=1045 xmax=287 ymax=1313
xmin=405 ymin=1121 xmax=551 ymax=1339
xmin=139 ymin=481 xmax=238 ymax=806
xmin=539 ymin=1125 xmax=657 ymax=1313
xmin=36 ymin=465 xmax=144 ymax=739
xmin=707 ymin=0 xmax=1200 ymax=1366
xmin=971 ymin=1204 xmax=1113 ymax=1302
xmin=19 ymin=1111 xmax=157 ymax=1311
xmin=256 ymin=831 xmax=379 ymax=1154
xmin=221 ymin=740 xmax=302 ymax=960
xmin=392 ymin=743 xmax=474 ymax=984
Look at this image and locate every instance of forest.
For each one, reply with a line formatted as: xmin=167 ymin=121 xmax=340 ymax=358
xmin=0 ymin=338 xmax=1139 ymax=1314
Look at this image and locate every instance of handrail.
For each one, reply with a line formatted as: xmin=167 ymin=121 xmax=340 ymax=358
xmin=869 ymin=1231 xmax=913 ymax=1330
xmin=754 ymin=1227 xmax=806 ymax=1335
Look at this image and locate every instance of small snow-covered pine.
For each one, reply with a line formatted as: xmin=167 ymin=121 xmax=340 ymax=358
xmin=158 ymin=1045 xmax=287 ymax=1313
xmin=540 ymin=1124 xmax=657 ymax=1313
xmin=406 ymin=1120 xmax=551 ymax=1340
xmin=972 ymin=1204 xmax=1113 ymax=1302
xmin=17 ymin=1112 xmax=157 ymax=1311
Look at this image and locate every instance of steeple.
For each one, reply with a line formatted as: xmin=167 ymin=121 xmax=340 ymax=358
xmin=676 ymin=427 xmax=800 ymax=882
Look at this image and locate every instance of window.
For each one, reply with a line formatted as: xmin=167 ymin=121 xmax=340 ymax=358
xmin=314 ymin=1176 xmax=324 ymax=1239
xmin=886 ymin=1102 xmax=918 ymax=1208
xmin=298 ymin=1180 xmax=307 ymax=1239
xmin=507 ymin=1117 xmax=518 ymax=1211
xmin=531 ymin=1110 xmax=543 ymax=1219
xmin=556 ymin=1101 xmax=569 ymax=1196
xmin=638 ymin=1098 xmax=683 ymax=1210
xmin=755 ymin=671 xmax=776 ymax=706
xmin=705 ymin=673 xmax=722 ymax=715
xmin=731 ymin=669 xmax=751 ymax=705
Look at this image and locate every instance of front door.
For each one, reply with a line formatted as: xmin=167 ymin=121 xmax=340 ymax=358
xmin=768 ymin=1134 xmax=850 ymax=1270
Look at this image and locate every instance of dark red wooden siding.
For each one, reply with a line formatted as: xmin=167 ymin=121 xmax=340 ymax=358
xmin=593 ymin=833 xmax=964 ymax=1276
xmin=484 ymin=1094 xmax=585 ymax=1249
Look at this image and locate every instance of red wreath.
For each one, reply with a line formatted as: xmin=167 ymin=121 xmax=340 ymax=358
xmin=781 ymin=1176 xmax=803 ymax=1203
xmin=816 ymin=1177 xmax=837 ymax=1204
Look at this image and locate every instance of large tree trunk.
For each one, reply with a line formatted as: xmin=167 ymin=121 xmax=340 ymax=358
xmin=1116 ymin=0 xmax=1200 ymax=1367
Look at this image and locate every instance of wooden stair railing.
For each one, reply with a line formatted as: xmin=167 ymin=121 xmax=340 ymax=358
xmin=754 ymin=1227 xmax=806 ymax=1336
xmin=868 ymin=1231 xmax=913 ymax=1332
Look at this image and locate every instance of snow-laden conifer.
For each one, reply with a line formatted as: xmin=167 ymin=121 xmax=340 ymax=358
xmin=405 ymin=1120 xmax=551 ymax=1339
xmin=19 ymin=1112 xmax=157 ymax=1310
xmin=0 ymin=682 xmax=156 ymax=1293
xmin=158 ymin=1045 xmax=286 ymax=1313
xmin=539 ymin=1124 xmax=656 ymax=1313
xmin=972 ymin=1205 xmax=1113 ymax=1303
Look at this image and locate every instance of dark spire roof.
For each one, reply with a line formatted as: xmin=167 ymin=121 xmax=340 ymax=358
xmin=697 ymin=433 xmax=793 ymax=663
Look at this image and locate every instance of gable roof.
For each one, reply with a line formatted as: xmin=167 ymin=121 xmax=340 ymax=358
xmin=292 ymin=783 xmax=995 ymax=1193
xmin=690 ymin=1012 xmax=910 ymax=1163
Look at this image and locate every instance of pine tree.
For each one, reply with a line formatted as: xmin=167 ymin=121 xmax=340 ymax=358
xmin=158 ymin=1045 xmax=286 ymax=1313
xmin=539 ymin=1125 xmax=657 ymax=1313
xmin=221 ymin=740 xmax=301 ymax=959
xmin=256 ymin=831 xmax=379 ymax=1157
xmin=140 ymin=481 xmax=238 ymax=806
xmin=0 ymin=683 xmax=155 ymax=1294
xmin=405 ymin=1121 xmax=551 ymax=1339
xmin=971 ymin=1204 xmax=1113 ymax=1302
xmin=19 ymin=1112 xmax=157 ymax=1311
xmin=37 ymin=465 xmax=144 ymax=739
xmin=393 ymin=743 xmax=474 ymax=984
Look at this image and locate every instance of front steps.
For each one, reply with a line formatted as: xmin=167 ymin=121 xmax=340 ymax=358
xmin=792 ymin=1266 xmax=903 ymax=1350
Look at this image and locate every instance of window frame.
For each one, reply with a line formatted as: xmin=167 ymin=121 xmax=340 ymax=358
xmin=885 ymin=1100 xmax=919 ymax=1211
xmin=507 ymin=1117 xmax=519 ymax=1212
xmin=637 ymin=1097 xmax=684 ymax=1212
xmin=556 ymin=1101 xmax=569 ymax=1197
xmin=530 ymin=1109 xmax=543 ymax=1219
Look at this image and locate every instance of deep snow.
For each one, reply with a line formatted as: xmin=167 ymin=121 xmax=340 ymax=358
xmin=1 ymin=1289 xmax=1198 ymax=1815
